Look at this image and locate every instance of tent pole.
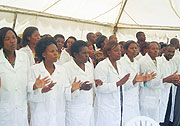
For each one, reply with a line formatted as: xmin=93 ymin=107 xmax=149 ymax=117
xmin=113 ymin=0 xmax=128 ymax=35
xmin=42 ymin=0 xmax=61 ymax=12
xmin=12 ymin=13 xmax=17 ymax=30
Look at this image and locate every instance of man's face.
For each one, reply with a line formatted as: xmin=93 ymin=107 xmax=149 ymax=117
xmin=148 ymin=43 xmax=159 ymax=59
xmin=174 ymin=41 xmax=180 ymax=49
xmin=138 ymin=33 xmax=146 ymax=42
xmin=90 ymin=34 xmax=96 ymax=44
xmin=164 ymin=46 xmax=175 ymax=60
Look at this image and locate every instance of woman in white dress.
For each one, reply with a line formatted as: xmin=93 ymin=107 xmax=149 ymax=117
xmin=29 ymin=37 xmax=80 ymax=126
xmin=58 ymin=36 xmax=76 ymax=65
xmin=119 ymin=40 xmax=156 ymax=124
xmin=54 ymin=34 xmax=65 ymax=59
xmin=0 ymin=27 xmax=45 ymax=126
xmin=94 ymin=41 xmax=154 ymax=126
xmin=94 ymin=41 xmax=130 ymax=126
xmin=63 ymin=40 xmax=96 ymax=126
xmin=20 ymin=26 xmax=41 ymax=65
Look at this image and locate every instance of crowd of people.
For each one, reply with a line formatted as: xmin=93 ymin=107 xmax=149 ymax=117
xmin=0 ymin=26 xmax=180 ymax=126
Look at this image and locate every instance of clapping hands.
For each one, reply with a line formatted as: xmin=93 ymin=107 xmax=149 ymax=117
xmin=164 ymin=71 xmax=180 ymax=86
xmin=117 ymin=73 xmax=130 ymax=86
xmin=71 ymin=77 xmax=93 ymax=92
xmin=33 ymin=75 xmax=56 ymax=93
xmin=80 ymin=81 xmax=92 ymax=91
xmin=133 ymin=72 xmax=157 ymax=85
xmin=95 ymin=79 xmax=103 ymax=87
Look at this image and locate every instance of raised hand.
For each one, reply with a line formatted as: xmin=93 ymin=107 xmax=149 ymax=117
xmin=133 ymin=73 xmax=144 ymax=84
xmin=172 ymin=71 xmax=180 ymax=81
xmin=41 ymin=81 xmax=56 ymax=93
xmin=144 ymin=72 xmax=156 ymax=82
xmin=71 ymin=77 xmax=82 ymax=93
xmin=33 ymin=75 xmax=51 ymax=90
xmin=172 ymin=80 xmax=180 ymax=86
xmin=163 ymin=71 xmax=180 ymax=83
xmin=95 ymin=79 xmax=103 ymax=87
xmin=116 ymin=73 xmax=130 ymax=87
xmin=80 ymin=81 xmax=92 ymax=91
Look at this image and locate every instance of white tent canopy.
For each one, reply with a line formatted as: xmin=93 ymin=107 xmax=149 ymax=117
xmin=0 ymin=0 xmax=180 ymax=42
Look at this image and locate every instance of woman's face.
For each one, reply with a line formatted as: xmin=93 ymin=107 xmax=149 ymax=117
xmin=104 ymin=38 xmax=109 ymax=45
xmin=88 ymin=45 xmax=95 ymax=57
xmin=67 ymin=38 xmax=75 ymax=50
xmin=28 ymin=30 xmax=40 ymax=45
xmin=126 ymin=43 xmax=138 ymax=58
xmin=119 ymin=44 xmax=125 ymax=56
xmin=56 ymin=37 xmax=65 ymax=50
xmin=108 ymin=45 xmax=121 ymax=61
xmin=74 ymin=46 xmax=89 ymax=64
xmin=101 ymin=38 xmax=109 ymax=49
xmin=4 ymin=30 xmax=17 ymax=52
xmin=43 ymin=44 xmax=58 ymax=63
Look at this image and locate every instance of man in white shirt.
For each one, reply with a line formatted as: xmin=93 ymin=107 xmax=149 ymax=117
xmin=139 ymin=42 xmax=179 ymax=124
xmin=158 ymin=44 xmax=177 ymax=126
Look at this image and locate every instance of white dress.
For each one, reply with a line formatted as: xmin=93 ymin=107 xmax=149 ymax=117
xmin=57 ymin=50 xmax=73 ymax=65
xmin=94 ymin=58 xmax=125 ymax=126
xmin=0 ymin=49 xmax=30 ymax=126
xmin=20 ymin=45 xmax=35 ymax=66
xmin=63 ymin=60 xmax=95 ymax=126
xmin=28 ymin=62 xmax=71 ymax=126
xmin=118 ymin=54 xmax=140 ymax=124
xmin=139 ymin=54 xmax=176 ymax=122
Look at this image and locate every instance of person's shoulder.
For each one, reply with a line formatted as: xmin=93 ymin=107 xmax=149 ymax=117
xmin=19 ymin=45 xmax=29 ymax=51
xmin=62 ymin=60 xmax=72 ymax=67
xmin=95 ymin=58 xmax=107 ymax=69
xmin=118 ymin=56 xmax=126 ymax=63
xmin=156 ymin=56 xmax=163 ymax=60
xmin=55 ymin=63 xmax=65 ymax=71
xmin=30 ymin=62 xmax=42 ymax=70
xmin=54 ymin=64 xmax=67 ymax=75
xmin=16 ymin=50 xmax=28 ymax=59
xmin=139 ymin=55 xmax=147 ymax=62
xmin=61 ymin=50 xmax=68 ymax=55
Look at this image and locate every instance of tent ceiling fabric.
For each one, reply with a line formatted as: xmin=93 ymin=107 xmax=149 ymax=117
xmin=1 ymin=0 xmax=180 ymax=42
xmin=0 ymin=0 xmax=122 ymax=24
xmin=1 ymin=0 xmax=180 ymax=27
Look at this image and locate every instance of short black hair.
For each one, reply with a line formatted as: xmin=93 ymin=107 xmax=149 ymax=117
xmin=41 ymin=34 xmax=52 ymax=39
xmin=54 ymin=34 xmax=65 ymax=40
xmin=124 ymin=40 xmax=137 ymax=50
xmin=160 ymin=43 xmax=168 ymax=49
xmin=64 ymin=36 xmax=77 ymax=48
xmin=70 ymin=40 xmax=88 ymax=58
xmin=0 ymin=27 xmax=17 ymax=49
xmin=166 ymin=44 xmax=175 ymax=48
xmin=96 ymin=35 xmax=107 ymax=48
xmin=136 ymin=31 xmax=144 ymax=39
xmin=22 ymin=26 xmax=38 ymax=47
xmin=148 ymin=41 xmax=160 ymax=49
xmin=170 ymin=38 xmax=179 ymax=45
xmin=35 ymin=37 xmax=57 ymax=62
xmin=86 ymin=32 xmax=94 ymax=40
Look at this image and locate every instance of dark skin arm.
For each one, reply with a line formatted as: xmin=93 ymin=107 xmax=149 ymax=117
xmin=33 ymin=75 xmax=56 ymax=93
xmin=116 ymin=73 xmax=130 ymax=87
